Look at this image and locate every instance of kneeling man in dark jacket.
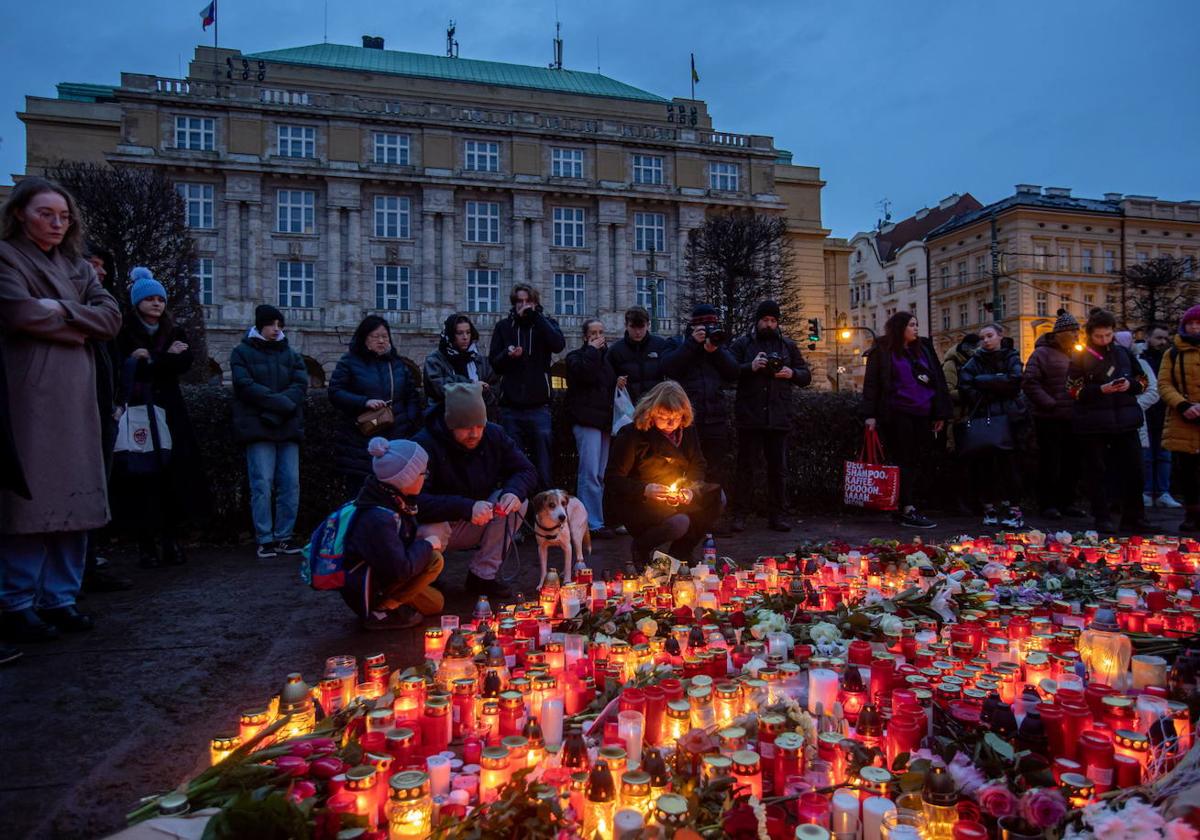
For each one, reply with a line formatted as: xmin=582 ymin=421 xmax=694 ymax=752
xmin=341 ymin=438 xmax=446 ymax=630
xmin=414 ymin=383 xmax=538 ymax=601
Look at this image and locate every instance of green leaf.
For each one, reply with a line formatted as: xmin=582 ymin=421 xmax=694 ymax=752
xmin=892 ymin=752 xmax=910 ymax=772
xmin=899 ymin=771 xmax=926 ymax=792
xmin=985 ymin=732 xmax=1015 ymax=762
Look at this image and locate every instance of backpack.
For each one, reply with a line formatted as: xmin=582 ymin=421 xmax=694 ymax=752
xmin=301 ymin=502 xmax=360 ymax=590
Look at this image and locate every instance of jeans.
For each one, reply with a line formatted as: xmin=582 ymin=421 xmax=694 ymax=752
xmin=1080 ymin=431 xmax=1145 ymax=523
xmin=734 ymin=428 xmax=788 ymax=517
xmin=1034 ymin=417 xmax=1079 ymax=512
xmin=1144 ymin=446 xmax=1172 ymax=496
xmin=878 ymin=414 xmax=935 ymax=512
xmin=502 ymin=406 xmax=553 ymax=490
xmin=0 ymin=531 xmax=88 ymax=611
xmin=573 ymin=425 xmax=610 ymax=530
xmin=417 ymin=490 xmax=528 ymax=580
xmin=246 ymin=441 xmax=300 ymax=545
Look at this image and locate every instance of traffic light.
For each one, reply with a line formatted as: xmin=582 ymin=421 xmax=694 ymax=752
xmin=807 ymin=318 xmax=821 ymax=343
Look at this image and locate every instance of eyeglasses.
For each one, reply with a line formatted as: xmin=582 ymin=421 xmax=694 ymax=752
xmin=34 ymin=209 xmax=72 ymax=225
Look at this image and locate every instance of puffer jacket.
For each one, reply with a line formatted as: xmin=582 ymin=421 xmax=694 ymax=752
xmin=659 ymin=333 xmax=739 ymax=435
xmin=1021 ymin=333 xmax=1074 ymax=420
xmin=958 ymin=347 xmax=1025 ymax=420
xmin=941 ymin=341 xmax=974 ymax=422
xmin=328 ymin=349 xmax=424 ymax=481
xmin=565 ymin=343 xmax=617 ymax=430
xmin=1158 ymin=335 xmax=1200 ymax=454
xmin=861 ymin=337 xmax=952 ymax=422
xmin=1066 ymin=342 xmax=1146 ymax=435
xmin=229 ymin=329 xmax=307 ymax=443
xmin=488 ymin=307 xmax=566 ymax=408
xmin=729 ymin=328 xmax=812 ymax=430
xmin=607 ymin=332 xmax=670 ymax=404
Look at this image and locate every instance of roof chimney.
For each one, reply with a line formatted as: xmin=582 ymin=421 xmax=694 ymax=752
xmin=914 ymin=207 xmax=930 ymax=220
xmin=362 ymin=35 xmax=385 ymax=49
xmin=1044 ymin=187 xmax=1072 ymax=198
xmin=938 ymin=193 xmax=961 ymax=210
xmin=1015 ymin=184 xmax=1042 ymax=196
xmin=1104 ymin=192 xmax=1124 ymax=202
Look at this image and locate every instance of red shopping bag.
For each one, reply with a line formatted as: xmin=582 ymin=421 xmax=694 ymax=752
xmin=843 ymin=428 xmax=899 ymax=511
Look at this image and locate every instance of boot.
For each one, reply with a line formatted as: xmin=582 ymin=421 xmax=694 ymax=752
xmin=1182 ymin=506 xmax=1200 ymax=534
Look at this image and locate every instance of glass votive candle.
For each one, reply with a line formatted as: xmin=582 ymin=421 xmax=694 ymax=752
xmin=797 ymin=790 xmax=831 ymax=828
xmin=882 ymin=809 xmax=927 ymax=840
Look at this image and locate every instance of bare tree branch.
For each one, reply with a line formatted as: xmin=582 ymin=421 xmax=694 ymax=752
xmin=1122 ymin=256 xmax=1199 ymax=329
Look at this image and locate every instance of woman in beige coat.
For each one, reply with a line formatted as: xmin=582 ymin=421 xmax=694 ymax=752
xmin=0 ymin=178 xmax=121 ymax=642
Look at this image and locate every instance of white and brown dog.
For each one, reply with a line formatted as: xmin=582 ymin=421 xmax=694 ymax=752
xmin=530 ymin=489 xmax=591 ymax=587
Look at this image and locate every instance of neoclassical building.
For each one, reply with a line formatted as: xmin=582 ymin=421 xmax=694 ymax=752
xmin=20 ymin=39 xmax=842 ymax=383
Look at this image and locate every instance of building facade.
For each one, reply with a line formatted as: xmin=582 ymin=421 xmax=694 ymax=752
xmin=20 ymin=40 xmax=836 ymax=384
xmin=926 ymin=185 xmax=1200 ymax=360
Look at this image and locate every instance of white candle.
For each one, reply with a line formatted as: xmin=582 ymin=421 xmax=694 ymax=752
xmin=767 ymin=632 xmax=791 ymax=660
xmin=862 ymin=796 xmax=895 ymax=840
xmin=618 ymin=710 xmax=645 ymax=770
xmin=541 ymin=696 xmax=565 ymax=748
xmin=427 ymin=754 xmax=451 ymax=797
xmin=615 ymin=808 xmax=645 ymax=839
xmin=808 ymin=668 xmax=839 ymax=715
xmin=832 ymin=790 xmax=860 ymax=840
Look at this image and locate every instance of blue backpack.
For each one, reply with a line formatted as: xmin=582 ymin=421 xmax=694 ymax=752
xmin=301 ymin=502 xmax=359 ymax=590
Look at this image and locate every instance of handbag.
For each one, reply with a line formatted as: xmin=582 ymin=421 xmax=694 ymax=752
xmin=356 ymin=363 xmax=395 ymax=436
xmin=843 ymin=427 xmax=900 ymax=511
xmin=113 ymin=357 xmax=172 ymax=476
xmin=953 ymin=400 xmax=1014 ymax=456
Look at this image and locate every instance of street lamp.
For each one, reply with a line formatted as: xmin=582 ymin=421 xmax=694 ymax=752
xmin=833 ymin=324 xmax=877 ymax=392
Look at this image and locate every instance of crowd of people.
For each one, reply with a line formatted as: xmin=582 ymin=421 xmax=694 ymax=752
xmin=866 ymin=307 xmax=1200 ymax=534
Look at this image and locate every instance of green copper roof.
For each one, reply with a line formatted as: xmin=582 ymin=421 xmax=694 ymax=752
xmin=57 ymin=82 xmax=117 ymax=103
xmin=244 ymin=43 xmax=667 ymax=103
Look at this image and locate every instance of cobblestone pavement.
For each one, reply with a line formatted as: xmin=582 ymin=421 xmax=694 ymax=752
xmin=0 ymin=507 xmax=1183 ymax=838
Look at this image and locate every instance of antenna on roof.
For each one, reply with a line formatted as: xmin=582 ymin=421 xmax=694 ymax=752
xmin=550 ymin=20 xmax=563 ymax=69
xmin=876 ymin=197 xmax=893 ymax=231
xmin=446 ymin=20 xmax=459 ymax=58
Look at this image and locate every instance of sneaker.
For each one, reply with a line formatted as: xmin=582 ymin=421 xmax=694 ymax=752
xmin=274 ymin=541 xmax=305 ymax=556
xmin=1001 ymin=507 xmax=1025 ymax=529
xmin=1144 ymin=493 xmax=1155 ymax=508
xmin=1157 ymin=493 xmax=1183 ymax=509
xmin=37 ymin=605 xmax=94 ymax=633
xmin=982 ymin=508 xmax=999 ymax=526
xmin=899 ymin=509 xmax=937 ymax=529
xmin=256 ymin=543 xmax=278 ymax=559
xmin=362 ymin=605 xmax=425 ymax=631
xmin=614 ymin=525 xmax=629 ymax=536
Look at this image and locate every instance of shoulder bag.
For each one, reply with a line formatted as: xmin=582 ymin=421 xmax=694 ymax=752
xmin=357 ymin=362 xmax=395 ymax=436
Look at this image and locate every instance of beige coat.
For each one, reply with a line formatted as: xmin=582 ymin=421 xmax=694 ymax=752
xmin=1159 ymin=335 xmax=1200 ymax=455
xmin=0 ymin=235 xmax=121 ymax=534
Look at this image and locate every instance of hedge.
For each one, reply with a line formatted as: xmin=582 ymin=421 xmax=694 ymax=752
xmin=180 ymin=386 xmax=1031 ymax=543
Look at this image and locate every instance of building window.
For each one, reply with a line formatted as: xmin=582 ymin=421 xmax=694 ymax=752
xmin=709 ymin=162 xmax=739 ymax=191
xmin=632 ymin=154 xmax=664 ymax=185
xmin=551 ymin=148 xmax=584 ymax=178
xmin=465 ymin=201 xmax=501 ymax=243
xmin=1105 ymin=289 xmax=1118 ymax=308
xmin=464 ymin=140 xmax=500 ymax=172
xmin=553 ymin=273 xmax=586 ymax=315
xmin=552 ymin=207 xmax=586 ymax=248
xmin=907 ymin=268 xmax=917 ymax=288
xmin=196 ymin=257 xmax=214 ymax=305
xmin=177 ymin=183 xmax=214 ymax=229
xmin=1082 ymin=248 xmax=1094 ymax=274
xmin=175 ymin=116 xmax=215 ymax=150
xmin=1185 ymin=256 xmax=1196 ymax=277
xmin=1137 ymin=250 xmax=1149 ymax=263
xmin=940 ymin=307 xmax=950 ymax=331
xmin=1058 ymin=246 xmax=1070 ymax=271
xmin=375 ymin=265 xmax=410 ymax=310
xmin=374 ymin=196 xmax=410 ymax=239
xmin=1036 ymin=290 xmax=1048 ymax=317
xmin=1034 ymin=244 xmax=1047 ymax=270
xmin=636 ymin=276 xmax=667 ymax=315
xmin=886 ymin=274 xmax=895 ymax=294
xmin=996 ymin=293 xmax=1006 ymax=320
xmin=976 ymin=255 xmax=986 ymax=280
xmin=634 ymin=212 xmax=666 ymax=253
xmin=1104 ymin=249 xmax=1116 ymax=273
xmin=277 ymin=189 xmax=315 ymax=234
xmin=976 ymin=297 xmax=987 ymax=324
xmin=958 ymin=302 xmax=969 ymax=327
xmin=277 ymin=124 xmax=316 ymax=158
xmin=940 ymin=265 xmax=950 ymax=289
xmin=466 ymin=269 xmax=500 ymax=312
xmin=373 ymin=132 xmax=410 ymax=165
xmin=957 ymin=261 xmax=967 ymax=285
xmin=277 ymin=261 xmax=314 ymax=308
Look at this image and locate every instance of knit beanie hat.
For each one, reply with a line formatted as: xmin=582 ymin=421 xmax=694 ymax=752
xmin=754 ymin=300 xmax=782 ymax=322
xmin=1181 ymin=305 xmax=1200 ymax=331
xmin=444 ymin=382 xmax=488 ymax=429
xmin=368 ymin=437 xmax=428 ymax=491
xmin=129 ymin=267 xmax=167 ymax=307
xmin=1052 ymin=308 xmax=1080 ymax=334
xmin=256 ymin=304 xmax=285 ymax=329
xmin=690 ymin=303 xmax=719 ymax=321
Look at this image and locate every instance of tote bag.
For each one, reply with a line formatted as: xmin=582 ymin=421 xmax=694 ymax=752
xmin=843 ymin=427 xmax=899 ymax=511
xmin=113 ymin=357 xmax=172 ymax=476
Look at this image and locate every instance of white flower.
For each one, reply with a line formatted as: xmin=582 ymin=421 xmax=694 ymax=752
xmin=863 ymin=588 xmax=885 ymax=607
xmin=905 ymin=550 xmax=932 ymax=568
xmin=931 ymin=587 xmax=956 ymax=623
xmin=1054 ymin=531 xmax=1074 ymax=546
xmin=636 ymin=617 xmax=658 ymax=637
xmin=1044 ymin=577 xmax=1062 ymax=592
xmin=1084 ymin=530 xmax=1099 ymax=542
xmin=876 ymin=614 xmax=903 ymax=636
xmin=1026 ymin=529 xmax=1046 ymax=546
xmin=810 ymin=621 xmax=842 ymax=646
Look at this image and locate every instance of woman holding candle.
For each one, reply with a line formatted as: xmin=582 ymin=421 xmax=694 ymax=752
xmin=604 ymin=381 xmax=726 ymax=567
xmin=1156 ymin=305 xmax=1200 ymax=532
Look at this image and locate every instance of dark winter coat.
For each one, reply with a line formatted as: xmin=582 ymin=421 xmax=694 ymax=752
xmin=413 ymin=406 xmax=539 ymax=524
xmin=607 ymin=332 xmax=670 ymax=404
xmin=565 ymin=343 xmax=617 ymax=430
xmin=1022 ymin=334 xmax=1075 ymax=421
xmin=229 ymin=330 xmax=308 ymax=444
xmin=958 ymin=347 xmax=1026 ymax=420
xmin=0 ymin=330 xmax=29 ymax=499
xmin=604 ymin=424 xmax=708 ymax=529
xmin=1142 ymin=346 xmax=1168 ymax=444
xmin=1067 ymin=342 xmax=1147 ymax=435
xmin=941 ymin=341 xmax=975 ymax=422
xmin=488 ymin=307 xmax=566 ymax=408
xmin=659 ymin=333 xmax=739 ymax=435
xmin=340 ymin=476 xmax=435 ymax=619
xmin=423 ymin=345 xmax=499 ymax=418
xmin=862 ymin=337 xmax=952 ymax=422
xmin=729 ymin=329 xmax=812 ymax=430
xmin=328 ymin=349 xmax=423 ymax=481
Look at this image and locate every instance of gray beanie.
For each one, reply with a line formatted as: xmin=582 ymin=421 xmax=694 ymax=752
xmin=1053 ymin=309 xmax=1080 ymax=334
xmin=368 ymin=437 xmax=428 ymax=491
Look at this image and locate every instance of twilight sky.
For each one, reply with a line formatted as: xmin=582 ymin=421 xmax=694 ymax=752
xmin=1 ymin=0 xmax=1196 ymax=237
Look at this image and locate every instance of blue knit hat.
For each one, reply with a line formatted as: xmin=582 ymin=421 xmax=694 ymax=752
xmin=129 ymin=266 xmax=167 ymax=307
xmin=368 ymin=437 xmax=428 ymax=492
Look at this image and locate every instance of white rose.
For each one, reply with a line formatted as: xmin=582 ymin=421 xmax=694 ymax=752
xmin=750 ymin=623 xmax=768 ymax=640
xmin=876 ymin=614 xmax=903 ymax=636
xmin=809 ymin=621 xmax=842 ymax=646
xmin=1054 ymin=531 xmax=1073 ymax=546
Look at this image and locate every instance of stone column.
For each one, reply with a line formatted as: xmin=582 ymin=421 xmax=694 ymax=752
xmin=224 ymin=200 xmax=241 ymax=303
xmin=530 ymin=219 xmax=544 ymax=293
xmin=422 ymin=211 xmax=438 ymax=309
xmin=614 ymin=223 xmax=631 ymax=312
xmin=346 ymin=209 xmax=362 ymax=304
xmin=246 ymin=201 xmax=263 ymax=304
xmin=441 ymin=213 xmax=455 ymax=310
xmin=325 ymin=206 xmax=341 ymax=304
xmin=597 ymin=223 xmax=612 ymax=312
xmin=512 ymin=216 xmax=526 ymax=284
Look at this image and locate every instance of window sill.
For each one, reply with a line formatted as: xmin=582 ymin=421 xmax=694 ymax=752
xmin=273 ymin=232 xmax=320 ymax=239
xmin=369 ymin=236 xmax=416 ymax=243
xmin=463 ymin=240 xmax=504 ymax=247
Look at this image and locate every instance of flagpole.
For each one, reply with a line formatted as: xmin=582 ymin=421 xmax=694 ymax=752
xmin=690 ymin=53 xmax=695 ymax=100
xmin=214 ymin=0 xmax=218 ymax=50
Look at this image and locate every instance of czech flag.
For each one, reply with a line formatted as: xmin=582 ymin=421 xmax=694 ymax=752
xmin=199 ymin=0 xmax=216 ymax=30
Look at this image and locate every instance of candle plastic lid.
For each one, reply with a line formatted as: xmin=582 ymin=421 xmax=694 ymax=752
xmin=796 ymin=826 xmax=831 ymax=840
xmin=158 ymin=793 xmax=189 ymax=816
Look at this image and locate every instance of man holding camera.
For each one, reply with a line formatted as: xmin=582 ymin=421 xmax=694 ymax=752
xmin=489 ymin=284 xmax=566 ymax=489
xmin=729 ymin=300 xmax=811 ymax=532
xmin=660 ymin=303 xmax=740 ymax=514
